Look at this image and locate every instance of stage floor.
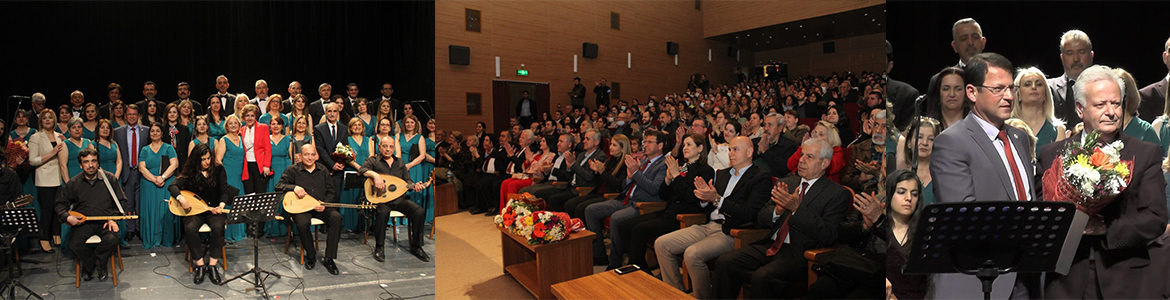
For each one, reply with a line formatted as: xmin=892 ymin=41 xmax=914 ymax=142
xmin=0 ymin=226 xmax=435 ymax=300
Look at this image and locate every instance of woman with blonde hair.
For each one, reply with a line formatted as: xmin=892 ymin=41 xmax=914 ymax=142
xmin=81 ymin=103 xmax=99 ymax=140
xmin=28 ymin=109 xmax=67 ymax=251
xmin=1011 ymin=67 xmax=1067 ymax=157
xmin=896 ymin=117 xmax=941 ymax=205
xmin=259 ymin=94 xmax=290 ymax=135
xmin=563 ymin=133 xmax=630 ymax=220
xmin=232 ymin=95 xmax=250 ymax=119
xmin=786 ymin=120 xmax=846 ymax=182
xmin=289 ymin=115 xmax=315 ymax=164
xmin=215 ymin=115 xmax=248 ymax=242
xmin=179 ymin=100 xmax=196 ymax=129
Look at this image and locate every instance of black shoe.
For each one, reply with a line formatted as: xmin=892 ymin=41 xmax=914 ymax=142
xmin=410 ymin=248 xmax=430 ymax=262
xmin=469 ymin=208 xmax=485 ymax=215
xmin=321 ymin=257 xmax=339 ymax=275
xmin=81 ymin=267 xmax=95 ymax=282
xmin=485 ymin=208 xmax=499 ymax=216
xmin=208 ymin=265 xmax=222 ymax=285
xmin=193 ymin=265 xmax=206 ymax=285
xmin=96 ymin=266 xmax=109 ymax=282
xmin=373 ymin=246 xmax=385 ymax=262
xmin=593 ymin=257 xmax=608 ymax=266
xmin=305 ymin=255 xmax=316 ymax=270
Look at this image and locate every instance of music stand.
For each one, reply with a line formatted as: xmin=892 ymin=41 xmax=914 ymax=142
xmin=220 ymin=192 xmax=282 ymax=299
xmin=904 ymin=201 xmax=1088 ymax=300
xmin=0 ymin=208 xmax=40 ymax=300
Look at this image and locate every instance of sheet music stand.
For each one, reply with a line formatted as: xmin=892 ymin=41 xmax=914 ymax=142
xmin=220 ymin=192 xmax=282 ymax=299
xmin=904 ymin=201 xmax=1088 ymax=300
xmin=0 ymin=208 xmax=41 ymax=300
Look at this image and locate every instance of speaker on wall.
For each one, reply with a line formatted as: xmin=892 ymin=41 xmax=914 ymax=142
xmin=667 ymin=42 xmax=679 ymax=55
xmin=583 ymin=42 xmax=598 ymax=58
xmin=727 ymin=46 xmax=738 ymax=57
xmin=449 ymin=45 xmax=470 ymax=65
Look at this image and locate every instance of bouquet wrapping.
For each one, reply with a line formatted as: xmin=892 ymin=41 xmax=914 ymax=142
xmin=331 ymin=143 xmax=356 ymax=165
xmin=1041 ymin=130 xmax=1132 ymax=234
xmin=6 ymin=141 xmax=28 ymax=168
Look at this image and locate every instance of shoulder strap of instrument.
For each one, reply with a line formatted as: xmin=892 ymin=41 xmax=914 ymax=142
xmin=98 ymin=170 xmax=127 ymax=214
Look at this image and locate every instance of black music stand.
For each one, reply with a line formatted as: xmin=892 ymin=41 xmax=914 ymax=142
xmin=0 ymin=209 xmax=40 ymax=300
xmin=904 ymin=201 xmax=1088 ymax=300
xmin=220 ymin=192 xmax=282 ymax=299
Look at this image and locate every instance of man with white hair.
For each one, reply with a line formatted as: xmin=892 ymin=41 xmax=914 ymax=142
xmin=1038 ymin=65 xmax=1167 ymax=299
xmin=842 ymin=107 xmax=885 ymax=194
xmin=251 ymin=79 xmax=270 ymax=114
xmin=1049 ymin=29 xmax=1095 ymax=127
xmin=951 ymin=18 xmax=987 ymax=67
xmin=30 ymin=92 xmax=46 ymax=125
xmin=1138 ymin=36 xmax=1170 ymax=122
xmin=754 ymin=113 xmax=798 ymax=179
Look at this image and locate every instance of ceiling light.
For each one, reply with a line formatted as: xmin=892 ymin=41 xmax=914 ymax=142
xmin=872 ymin=18 xmax=876 ymax=22
xmin=864 ymin=13 xmax=868 ymax=16
xmin=799 ymin=25 xmax=802 ymax=28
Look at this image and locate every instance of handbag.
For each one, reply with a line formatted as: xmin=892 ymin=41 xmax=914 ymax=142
xmin=813 ymin=246 xmax=880 ymax=284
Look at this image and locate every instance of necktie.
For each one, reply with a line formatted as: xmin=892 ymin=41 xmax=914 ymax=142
xmin=767 ymin=182 xmax=805 ymax=256
xmin=130 ymin=127 xmax=138 ymax=165
xmin=997 ymin=130 xmax=1028 ymax=201
xmin=623 ymin=160 xmax=651 ymax=205
xmin=330 ymin=124 xmax=336 ymax=142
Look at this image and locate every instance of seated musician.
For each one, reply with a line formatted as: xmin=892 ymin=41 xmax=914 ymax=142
xmin=359 ymin=136 xmax=429 ymax=262
xmin=0 ymin=151 xmax=20 ymax=205
xmin=168 ymin=143 xmax=238 ymax=285
xmin=276 ymin=143 xmax=342 ymax=275
xmin=56 ymin=148 xmax=127 ymax=283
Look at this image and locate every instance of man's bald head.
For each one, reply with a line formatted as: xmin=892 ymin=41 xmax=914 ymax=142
xmin=728 ymin=136 xmax=754 ymax=169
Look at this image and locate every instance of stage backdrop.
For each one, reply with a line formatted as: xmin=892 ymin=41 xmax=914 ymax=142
xmin=0 ymin=1 xmax=435 ymax=118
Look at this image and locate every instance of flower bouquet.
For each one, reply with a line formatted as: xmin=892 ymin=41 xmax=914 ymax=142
xmin=495 ymin=197 xmax=539 ymax=231
xmin=515 ymin=211 xmax=570 ymax=245
xmin=330 ymin=143 xmax=355 ymax=165
xmin=5 ymin=140 xmax=28 ymax=168
xmin=1041 ymin=130 xmax=1133 ymax=234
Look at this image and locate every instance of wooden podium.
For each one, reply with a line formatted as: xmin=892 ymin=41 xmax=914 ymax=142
xmin=499 ymin=226 xmax=595 ymax=299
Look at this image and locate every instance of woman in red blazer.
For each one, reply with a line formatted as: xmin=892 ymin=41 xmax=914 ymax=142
xmin=238 ymin=104 xmax=272 ymax=194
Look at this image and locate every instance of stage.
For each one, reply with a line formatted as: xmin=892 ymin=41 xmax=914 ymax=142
xmin=0 ymin=228 xmax=434 ymax=300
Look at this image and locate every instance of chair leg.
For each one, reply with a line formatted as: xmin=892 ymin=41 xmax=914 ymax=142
xmin=222 ymin=246 xmax=227 ymax=271
xmin=392 ymin=219 xmax=398 ymax=243
xmin=299 ymin=247 xmax=304 ymax=265
xmin=74 ymin=260 xmax=80 ymax=288
xmin=116 ymin=246 xmax=123 ymax=271
xmin=430 ymin=221 xmax=434 ymax=240
xmin=682 ymin=263 xmax=692 ymax=292
xmin=284 ymin=220 xmax=293 ymax=255
xmin=110 ymin=256 xmax=118 ymax=286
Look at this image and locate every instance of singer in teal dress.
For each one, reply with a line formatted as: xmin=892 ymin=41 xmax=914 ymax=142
xmin=65 ymin=138 xmax=94 ymax=178
xmin=340 ymin=134 xmax=373 ymax=231
xmin=192 ymin=136 xmax=216 ymax=153
xmin=139 ymin=142 xmax=179 ymax=249
xmin=208 ymin=119 xmax=226 ymax=140
xmin=258 ymin=113 xmax=291 ymax=135
xmin=263 ymin=134 xmax=291 ymax=236
xmin=220 ymin=136 xmax=248 ymax=242
xmin=399 ymin=132 xmax=432 ymax=225
xmin=96 ymin=140 xmax=130 ymax=246
xmin=419 ymin=136 xmax=436 ymax=223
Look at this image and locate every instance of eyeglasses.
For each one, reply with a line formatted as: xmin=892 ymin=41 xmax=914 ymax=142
xmin=977 ymin=85 xmax=1019 ymax=96
xmin=641 ymin=140 xmax=660 ymax=146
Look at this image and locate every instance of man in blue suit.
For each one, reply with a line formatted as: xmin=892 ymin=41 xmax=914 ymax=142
xmin=112 ymin=104 xmax=149 ymax=241
xmin=585 ymin=129 xmax=669 ymax=270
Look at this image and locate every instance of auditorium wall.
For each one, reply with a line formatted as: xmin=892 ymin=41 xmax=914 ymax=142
xmin=753 ymin=33 xmax=887 ymax=78
xmin=701 ymin=0 xmax=884 ymax=38
xmin=436 ymin=0 xmax=756 ymax=134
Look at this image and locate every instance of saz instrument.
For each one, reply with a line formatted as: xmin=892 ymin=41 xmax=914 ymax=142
xmin=363 ymin=172 xmax=433 ymax=204
xmin=2 ymin=195 xmax=33 ymax=210
xmin=67 ymin=211 xmax=139 ymax=223
xmin=169 ymin=190 xmax=231 ymax=217
xmin=282 ymin=192 xmax=375 ymax=214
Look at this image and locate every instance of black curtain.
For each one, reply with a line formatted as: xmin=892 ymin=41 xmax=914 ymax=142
xmin=0 ymin=1 xmax=434 ymax=118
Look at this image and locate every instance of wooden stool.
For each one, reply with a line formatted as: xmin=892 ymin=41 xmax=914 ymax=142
xmin=75 ymin=235 xmax=122 ymax=287
xmin=284 ymin=218 xmax=323 ymax=265
xmin=184 ymin=224 xmax=227 ymax=273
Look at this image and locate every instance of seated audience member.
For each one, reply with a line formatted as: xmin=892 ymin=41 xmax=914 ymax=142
xmin=466 ymin=134 xmax=508 ymax=215
xmin=787 ymin=121 xmax=846 ymax=182
xmin=619 ymin=133 xmax=714 ymax=272
xmin=533 ymin=130 xmax=606 ymax=210
xmin=885 ymin=170 xmax=930 ymax=300
xmin=498 ymin=135 xmax=554 ymax=209
xmin=562 ymin=134 xmax=629 ymax=219
xmin=517 ymin=133 xmax=576 ymax=202
xmin=754 ymin=113 xmax=798 ymax=179
xmin=842 ymin=108 xmax=886 ymax=194
xmin=654 ymin=136 xmax=771 ymax=299
xmin=586 ymin=130 xmax=669 ymax=270
xmin=476 ymin=130 xmax=530 ymax=216
xmin=708 ymin=122 xmax=736 ymax=171
xmin=712 ymin=137 xmax=850 ymax=299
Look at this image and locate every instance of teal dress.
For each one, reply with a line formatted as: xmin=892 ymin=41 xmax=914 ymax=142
xmin=361 ymin=116 xmax=375 ymax=137
xmin=258 ymin=113 xmax=291 ymax=134
xmin=340 ymin=136 xmax=372 ymax=231
xmin=138 ymin=143 xmax=179 ymax=249
xmin=263 ymin=135 xmax=292 ymax=236
xmin=419 ymin=137 xmax=436 ymax=223
xmin=111 ymin=119 xmax=124 ymax=129
xmin=65 ymin=138 xmax=94 ymax=178
xmin=1123 ymin=118 xmax=1161 ymax=150
xmin=1155 ymin=116 xmax=1170 ymax=157
xmin=192 ymin=136 xmax=216 ymax=153
xmin=208 ymin=117 xmax=226 ymax=140
xmin=1033 ymin=120 xmax=1060 ymax=159
xmin=96 ymin=141 xmax=130 ymax=246
xmin=220 ymin=137 xmax=248 ymax=242
xmin=81 ymin=126 xmax=96 ymax=141
xmin=921 ymin=181 xmax=937 ymax=206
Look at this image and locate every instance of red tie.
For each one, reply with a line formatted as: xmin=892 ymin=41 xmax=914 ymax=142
xmin=623 ymin=160 xmax=651 ymax=205
xmin=767 ymin=182 xmax=805 ymax=256
xmin=130 ymin=127 xmax=138 ymax=165
xmin=996 ymin=130 xmax=1027 ymax=201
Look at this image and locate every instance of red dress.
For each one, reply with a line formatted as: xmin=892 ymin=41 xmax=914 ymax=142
xmin=499 ymin=152 xmax=553 ymax=210
xmin=786 ymin=145 xmax=846 ymax=183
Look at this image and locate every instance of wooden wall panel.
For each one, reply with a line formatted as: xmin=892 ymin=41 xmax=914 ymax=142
xmin=436 ymin=0 xmax=756 ymax=135
xmin=753 ymin=32 xmax=887 ymax=78
xmin=702 ymin=0 xmax=885 ymax=38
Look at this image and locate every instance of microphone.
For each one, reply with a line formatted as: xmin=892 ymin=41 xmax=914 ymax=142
xmin=9 ymin=95 xmax=30 ymax=99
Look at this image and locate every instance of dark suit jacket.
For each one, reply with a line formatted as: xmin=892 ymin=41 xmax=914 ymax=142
xmin=308 ymin=99 xmax=328 ymax=123
xmin=657 ymin=162 xmax=714 ymax=218
xmin=515 ymin=98 xmax=537 ymax=118
xmin=1048 ymin=74 xmax=1081 ymax=126
xmin=1139 ymin=76 xmax=1168 ymax=123
xmin=758 ymin=175 xmax=851 ymax=261
xmin=162 ymin=123 xmax=192 ymax=168
xmin=553 ymin=149 xmax=606 ymax=188
xmin=708 ymin=165 xmax=773 ymax=235
xmin=1039 ymin=132 xmax=1168 ymax=299
xmin=475 ymin=147 xmax=510 ymax=175
xmin=886 ymin=77 xmax=921 ymax=131
xmin=208 ymin=93 xmax=236 ymax=116
xmin=754 ymin=136 xmax=798 ymax=179
xmin=112 ymin=124 xmax=150 ymax=184
xmin=313 ymin=121 xmax=349 ymax=175
xmin=570 ymin=84 xmax=586 ymax=106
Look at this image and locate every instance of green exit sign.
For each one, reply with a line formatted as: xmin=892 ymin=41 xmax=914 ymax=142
xmin=516 ymin=69 xmax=529 ymax=76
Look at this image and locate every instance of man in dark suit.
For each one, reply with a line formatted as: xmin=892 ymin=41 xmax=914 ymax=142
xmin=99 ymin=83 xmax=121 ymax=120
xmin=313 ymin=102 xmax=348 ymax=204
xmin=479 ymin=130 xmax=532 ymax=216
xmin=250 ymin=79 xmax=271 ymax=115
xmin=951 ymin=18 xmax=986 ymax=68
xmin=526 ymin=130 xmax=606 ymax=210
xmin=375 ymin=82 xmax=400 ymax=120
xmin=175 ymin=82 xmax=204 ymax=116
xmin=754 ymin=113 xmax=798 ymax=179
xmin=587 ymin=130 xmax=670 ymax=270
xmin=593 ymin=79 xmax=611 ymax=108
xmin=468 ymin=132 xmax=512 ymax=215
xmin=712 ymin=137 xmax=850 ymax=299
xmin=1138 ymin=37 xmax=1170 ymax=123
xmin=282 ymin=81 xmax=302 ymax=114
xmin=569 ymin=77 xmax=586 ymax=109
xmin=1048 ymin=30 xmax=1094 ymax=128
xmin=931 ymin=52 xmax=1038 ymax=299
xmin=112 ymin=104 xmax=149 ymax=241
xmin=515 ymin=91 xmax=536 ymax=127
xmin=1040 ymin=65 xmax=1168 ymax=299
xmin=209 ymin=75 xmax=236 ymax=116
xmin=654 ymin=136 xmax=772 ymax=299
xmin=886 ymin=40 xmax=922 ymax=131
xmin=308 ymin=83 xmax=332 ymax=123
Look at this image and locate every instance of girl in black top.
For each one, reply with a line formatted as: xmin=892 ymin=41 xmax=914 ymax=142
xmin=619 ymin=133 xmax=714 ymax=271
xmin=168 ymin=143 xmax=237 ymax=285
